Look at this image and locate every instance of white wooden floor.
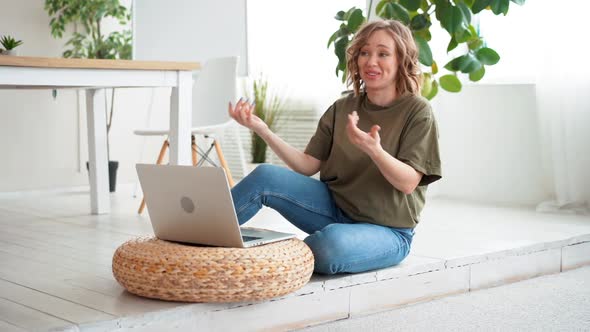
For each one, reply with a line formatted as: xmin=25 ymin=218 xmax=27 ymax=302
xmin=0 ymin=184 xmax=589 ymax=331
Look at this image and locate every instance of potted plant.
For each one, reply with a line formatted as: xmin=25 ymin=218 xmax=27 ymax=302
xmin=328 ymin=0 xmax=526 ymax=100
xmin=248 ymin=76 xmax=286 ymax=165
xmin=0 ymin=35 xmax=24 ymax=56
xmin=44 ymin=0 xmax=132 ymax=192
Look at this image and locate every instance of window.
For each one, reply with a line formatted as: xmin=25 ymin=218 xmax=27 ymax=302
xmin=247 ymin=0 xmax=364 ymax=110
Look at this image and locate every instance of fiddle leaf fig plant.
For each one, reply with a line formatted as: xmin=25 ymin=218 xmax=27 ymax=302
xmin=328 ymin=0 xmax=526 ymax=100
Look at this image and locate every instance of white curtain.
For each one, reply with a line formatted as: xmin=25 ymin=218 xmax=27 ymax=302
xmin=533 ymin=0 xmax=590 ymax=213
xmin=480 ymin=0 xmax=590 ymax=213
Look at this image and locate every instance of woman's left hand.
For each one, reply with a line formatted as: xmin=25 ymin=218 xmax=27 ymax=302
xmin=346 ymin=111 xmax=383 ymax=158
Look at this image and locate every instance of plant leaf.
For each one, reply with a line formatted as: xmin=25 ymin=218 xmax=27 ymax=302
xmin=347 ymin=8 xmax=365 ymax=32
xmin=468 ymin=24 xmax=478 ymax=37
xmin=328 ymin=24 xmax=350 ymax=48
xmin=400 ymin=0 xmax=422 ymax=11
xmin=335 ymin=37 xmax=348 ymax=64
xmin=444 ymin=54 xmax=480 ymax=73
xmin=469 ymin=65 xmax=486 ymax=81
xmin=459 ymin=54 xmax=482 ymax=73
xmin=415 ymin=36 xmax=433 ymax=66
xmin=344 ymin=7 xmax=358 ymax=20
xmin=435 ymin=0 xmax=449 ymax=22
xmin=455 ymin=28 xmax=472 ymax=43
xmin=432 ymin=61 xmax=439 ymax=75
xmin=420 ymin=0 xmax=429 ymax=11
xmin=421 ymin=73 xmax=433 ymax=97
xmin=440 ymin=5 xmax=464 ymax=34
xmin=384 ymin=2 xmax=395 ymax=19
xmin=447 ymin=36 xmax=458 ymax=53
xmin=414 ymin=28 xmax=432 ymax=41
xmin=476 ymin=47 xmax=500 ymax=65
xmin=491 ymin=0 xmax=510 ymax=15
xmin=510 ymin=0 xmax=525 ymax=4
xmin=327 ymin=30 xmax=339 ymax=48
xmin=376 ymin=0 xmax=389 ymax=17
xmin=425 ymin=80 xmax=439 ymax=100
xmin=334 ymin=36 xmax=349 ymax=77
xmin=410 ymin=14 xmax=430 ymax=31
xmin=472 ymin=0 xmax=491 ymax=14
xmin=457 ymin=2 xmax=472 ymax=25
xmin=468 ymin=38 xmax=484 ymax=50
xmin=390 ymin=3 xmax=410 ymax=24
xmin=440 ymin=74 xmax=462 ymax=92
xmin=444 ymin=56 xmax=463 ymax=71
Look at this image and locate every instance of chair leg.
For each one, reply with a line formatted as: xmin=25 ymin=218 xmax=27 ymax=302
xmin=138 ymin=139 xmax=169 ymax=214
xmin=191 ymin=135 xmax=198 ymax=166
xmin=214 ymin=139 xmax=235 ymax=187
xmin=156 ymin=140 xmax=170 ymax=165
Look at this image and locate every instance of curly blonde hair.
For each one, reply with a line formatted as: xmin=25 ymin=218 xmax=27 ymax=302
xmin=346 ymin=20 xmax=421 ymax=96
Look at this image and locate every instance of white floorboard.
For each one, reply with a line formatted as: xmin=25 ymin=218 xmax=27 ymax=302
xmin=0 ymin=183 xmax=588 ymax=331
xmin=0 ymin=297 xmax=70 ymax=331
xmin=0 ymin=278 xmax=114 ymax=325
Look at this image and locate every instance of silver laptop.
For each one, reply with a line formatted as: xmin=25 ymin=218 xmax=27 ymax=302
xmin=136 ymin=164 xmax=295 ymax=248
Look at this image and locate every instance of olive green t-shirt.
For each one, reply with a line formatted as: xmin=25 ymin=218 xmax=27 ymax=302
xmin=304 ymin=92 xmax=441 ymax=228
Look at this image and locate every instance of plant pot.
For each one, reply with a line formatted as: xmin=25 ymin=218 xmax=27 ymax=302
xmin=86 ymin=160 xmax=119 ymax=192
xmin=2 ymin=49 xmax=18 ymax=56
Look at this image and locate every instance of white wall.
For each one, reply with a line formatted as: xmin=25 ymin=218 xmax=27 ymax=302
xmin=0 ymin=1 xmax=83 ymax=191
xmin=429 ymin=84 xmax=551 ymax=205
xmin=133 ymin=0 xmax=248 ymax=76
xmin=476 ymin=0 xmax=590 ymax=207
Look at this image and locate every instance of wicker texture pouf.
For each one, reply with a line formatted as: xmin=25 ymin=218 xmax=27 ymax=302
xmin=112 ymin=237 xmax=314 ymax=303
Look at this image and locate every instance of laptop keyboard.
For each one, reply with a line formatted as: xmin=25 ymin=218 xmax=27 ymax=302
xmin=242 ymin=235 xmax=262 ymax=242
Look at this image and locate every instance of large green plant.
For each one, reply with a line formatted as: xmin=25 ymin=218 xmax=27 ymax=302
xmin=45 ymin=0 xmax=132 ymax=59
xmin=328 ymin=0 xmax=526 ymax=100
xmin=44 ymin=0 xmax=132 ymax=164
xmin=249 ymin=77 xmax=286 ymax=164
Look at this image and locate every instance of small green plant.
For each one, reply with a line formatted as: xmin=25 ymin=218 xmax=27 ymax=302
xmin=0 ymin=35 xmax=23 ymax=50
xmin=249 ymin=76 xmax=286 ymax=164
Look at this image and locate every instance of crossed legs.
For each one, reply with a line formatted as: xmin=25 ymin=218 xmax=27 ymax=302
xmin=231 ymin=164 xmax=414 ymax=274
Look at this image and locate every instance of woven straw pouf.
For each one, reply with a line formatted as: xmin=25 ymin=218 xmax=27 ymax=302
xmin=112 ymin=236 xmax=314 ymax=303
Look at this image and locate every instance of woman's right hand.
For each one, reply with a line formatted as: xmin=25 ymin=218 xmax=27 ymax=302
xmin=228 ymin=98 xmax=268 ymax=134
xmin=230 ymin=98 xmax=320 ymax=176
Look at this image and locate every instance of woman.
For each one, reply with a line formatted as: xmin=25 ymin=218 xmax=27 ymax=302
xmin=228 ymin=20 xmax=441 ymax=275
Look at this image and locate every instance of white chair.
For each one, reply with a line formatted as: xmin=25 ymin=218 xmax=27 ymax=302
xmin=134 ymin=56 xmax=244 ymax=214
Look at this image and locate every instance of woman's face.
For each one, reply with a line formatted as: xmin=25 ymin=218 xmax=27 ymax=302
xmin=357 ymin=29 xmax=398 ymax=96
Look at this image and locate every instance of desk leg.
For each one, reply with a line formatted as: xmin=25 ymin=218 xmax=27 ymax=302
xmin=169 ymin=71 xmax=193 ymax=165
xmin=86 ymin=89 xmax=110 ymax=214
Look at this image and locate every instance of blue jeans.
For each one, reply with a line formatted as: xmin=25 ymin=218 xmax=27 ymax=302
xmin=231 ymin=164 xmax=414 ymax=275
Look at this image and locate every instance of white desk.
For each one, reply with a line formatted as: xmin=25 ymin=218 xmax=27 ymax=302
xmin=0 ymin=56 xmax=200 ymax=214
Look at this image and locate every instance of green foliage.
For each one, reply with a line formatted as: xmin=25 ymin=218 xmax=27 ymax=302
xmin=249 ymin=76 xmax=286 ymax=163
xmin=0 ymin=35 xmax=24 ymax=50
xmin=327 ymin=0 xmax=527 ymax=99
xmin=44 ymin=0 xmax=132 ymax=59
